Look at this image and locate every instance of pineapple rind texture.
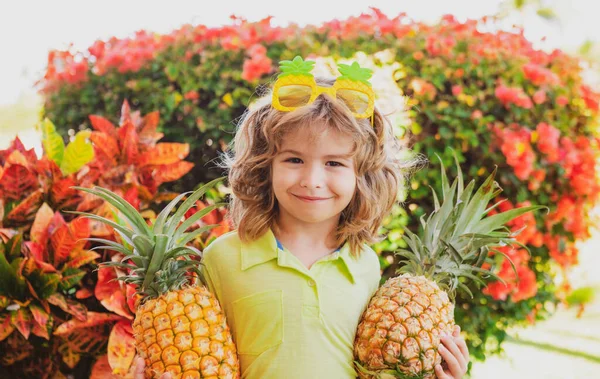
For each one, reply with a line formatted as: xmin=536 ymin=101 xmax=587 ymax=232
xmin=354 ymin=274 xmax=454 ymax=379
xmin=134 ymin=286 xmax=240 ymax=379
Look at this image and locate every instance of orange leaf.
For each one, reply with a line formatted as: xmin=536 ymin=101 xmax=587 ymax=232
xmin=11 ymin=307 xmax=32 ymax=339
xmin=117 ymin=121 xmax=139 ymax=164
xmin=51 ymin=177 xmax=79 ymax=207
xmin=31 ymin=202 xmax=54 ymax=247
xmin=89 ymin=115 xmax=117 ymax=136
xmin=53 ymin=312 xmax=122 ymax=336
xmin=6 ymin=189 xmax=44 ymax=224
xmin=31 ymin=317 xmax=51 ymax=340
xmin=59 ymin=342 xmax=82 ymax=369
xmin=108 ymin=320 xmax=136 ymax=376
xmin=66 ymin=249 xmax=100 ymax=269
xmin=91 ymin=354 xmax=136 ymax=379
xmin=90 ymin=131 xmax=119 ymax=163
xmin=151 ymin=161 xmax=194 ymax=184
xmin=0 ymin=313 xmax=16 ymax=341
xmin=120 ymin=100 xmax=132 ymax=125
xmin=69 ymin=216 xmax=91 ymax=251
xmin=137 ymin=143 xmax=189 ymax=167
xmin=0 ymin=164 xmax=38 ymax=200
xmin=75 ymin=287 xmax=94 ymax=299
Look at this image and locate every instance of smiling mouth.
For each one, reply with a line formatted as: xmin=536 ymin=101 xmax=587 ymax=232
xmin=293 ymin=194 xmax=331 ymax=202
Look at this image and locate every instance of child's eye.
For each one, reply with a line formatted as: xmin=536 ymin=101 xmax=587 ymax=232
xmin=326 ymin=161 xmax=344 ymax=167
xmin=285 ymin=157 xmax=303 ymax=164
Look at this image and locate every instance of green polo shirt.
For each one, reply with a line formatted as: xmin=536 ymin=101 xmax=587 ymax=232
xmin=201 ymin=229 xmax=381 ymax=379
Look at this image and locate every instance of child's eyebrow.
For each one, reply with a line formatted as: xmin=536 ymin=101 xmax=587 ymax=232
xmin=279 ymin=149 xmax=352 ymax=159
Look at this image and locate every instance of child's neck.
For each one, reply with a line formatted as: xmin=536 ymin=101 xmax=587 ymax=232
xmin=273 ymin=213 xmax=340 ymax=269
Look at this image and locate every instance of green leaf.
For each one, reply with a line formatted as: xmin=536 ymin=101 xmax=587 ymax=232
xmin=58 ymin=267 xmax=86 ymax=291
xmin=60 ymin=130 xmax=95 ymax=175
xmin=41 ymin=118 xmax=65 ymax=166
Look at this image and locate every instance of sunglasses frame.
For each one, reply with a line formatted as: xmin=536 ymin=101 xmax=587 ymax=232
xmin=272 ymin=76 xmax=375 ymax=119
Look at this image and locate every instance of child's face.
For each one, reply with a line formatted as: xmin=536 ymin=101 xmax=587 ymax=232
xmin=271 ymin=125 xmax=357 ymax=226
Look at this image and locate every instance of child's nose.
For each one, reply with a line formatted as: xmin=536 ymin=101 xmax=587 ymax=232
xmin=300 ymin=165 xmax=325 ymax=189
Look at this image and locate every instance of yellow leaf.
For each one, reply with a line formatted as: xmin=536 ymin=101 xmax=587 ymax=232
xmin=41 ymin=118 xmax=65 ymax=166
xmin=60 ymin=130 xmax=95 ymax=175
xmin=222 ymin=93 xmax=233 ymax=107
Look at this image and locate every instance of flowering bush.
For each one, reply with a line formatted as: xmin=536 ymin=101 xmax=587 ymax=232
xmin=38 ymin=9 xmax=600 ymax=363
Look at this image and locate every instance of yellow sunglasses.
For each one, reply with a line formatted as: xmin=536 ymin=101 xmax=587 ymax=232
xmin=271 ymin=56 xmax=375 ymax=120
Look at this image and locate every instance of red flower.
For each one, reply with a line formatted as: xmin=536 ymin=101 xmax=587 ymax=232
xmin=511 ymin=266 xmax=537 ymax=302
xmin=556 ymin=95 xmax=569 ymax=106
xmin=535 ymin=122 xmax=560 ymax=163
xmin=522 ymin=63 xmax=560 ymax=86
xmin=495 ymin=84 xmax=533 ymax=109
xmin=533 ymin=89 xmax=546 ymax=105
xmin=241 ymin=44 xmax=272 ymax=82
xmin=451 ymin=85 xmax=463 ymax=96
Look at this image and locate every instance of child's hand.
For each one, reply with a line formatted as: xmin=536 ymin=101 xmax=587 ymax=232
xmin=133 ymin=356 xmax=172 ymax=379
xmin=435 ymin=325 xmax=470 ymax=379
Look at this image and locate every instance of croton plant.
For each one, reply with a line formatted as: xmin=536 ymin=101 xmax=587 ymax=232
xmin=0 ymin=101 xmax=229 ymax=378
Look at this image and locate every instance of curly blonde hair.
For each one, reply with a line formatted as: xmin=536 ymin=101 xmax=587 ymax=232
xmin=220 ymin=77 xmax=425 ymax=256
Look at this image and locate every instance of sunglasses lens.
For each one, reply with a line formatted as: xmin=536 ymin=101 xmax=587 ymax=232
xmin=337 ymin=89 xmax=370 ymax=114
xmin=276 ymin=85 xmax=312 ymax=107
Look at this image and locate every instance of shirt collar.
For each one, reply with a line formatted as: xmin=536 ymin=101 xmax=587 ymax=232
xmin=240 ymin=229 xmax=364 ymax=284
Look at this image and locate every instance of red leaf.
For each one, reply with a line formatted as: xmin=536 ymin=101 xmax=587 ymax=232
xmin=53 ymin=312 xmax=122 ymax=336
xmin=108 ymin=320 xmax=136 ymax=376
xmin=126 ymin=284 xmax=139 ymax=314
xmin=11 ymin=307 xmax=32 ymax=339
xmin=29 ymin=303 xmax=50 ymax=327
xmin=95 ymin=267 xmax=134 ymax=319
xmin=137 ymin=143 xmax=190 ymax=167
xmin=0 ymin=164 xmax=38 ymax=200
xmin=6 ymin=189 xmax=44 ymax=223
xmin=89 ymin=115 xmax=117 ymax=136
xmin=48 ymin=293 xmax=88 ymax=321
xmin=59 ymin=342 xmax=81 ymax=368
xmin=90 ymin=355 xmax=123 ymax=379
xmin=123 ymin=187 xmax=140 ymax=211
xmin=50 ymin=216 xmax=89 ymax=266
xmin=25 ymin=241 xmax=56 ymax=272
xmin=50 ymin=223 xmax=75 ymax=266
xmin=118 ymin=121 xmax=139 ymax=165
xmin=30 ymin=202 xmax=54 ymax=247
xmin=150 ymin=161 xmax=194 ymax=184
xmin=0 ymin=313 xmax=16 ymax=341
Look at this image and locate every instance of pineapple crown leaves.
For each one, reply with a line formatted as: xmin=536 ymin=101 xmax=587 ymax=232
xmin=337 ymin=62 xmax=373 ymax=87
xmin=277 ymin=56 xmax=315 ymax=79
xmin=67 ymin=177 xmax=226 ymax=298
xmin=395 ymin=151 xmax=548 ymax=299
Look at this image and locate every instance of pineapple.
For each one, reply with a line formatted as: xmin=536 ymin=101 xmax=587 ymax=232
xmin=272 ymin=56 xmax=317 ymax=111
xmin=354 ymin=155 xmax=544 ymax=378
xmin=72 ymin=178 xmax=240 ymax=379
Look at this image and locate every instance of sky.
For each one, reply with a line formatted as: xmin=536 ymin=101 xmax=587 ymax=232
xmin=1 ymin=0 xmax=599 ymax=106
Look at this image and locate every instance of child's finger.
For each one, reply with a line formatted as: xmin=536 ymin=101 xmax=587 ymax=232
xmin=442 ymin=335 xmax=466 ymax=371
xmin=455 ymin=335 xmax=470 ymax=363
xmin=133 ymin=356 xmax=145 ymax=379
xmin=440 ymin=338 xmax=464 ymax=377
xmin=453 ymin=325 xmax=460 ymax=337
xmin=434 ymin=363 xmax=450 ymax=379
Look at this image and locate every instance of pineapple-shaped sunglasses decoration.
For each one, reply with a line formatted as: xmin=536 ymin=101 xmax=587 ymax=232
xmin=272 ymin=55 xmax=375 ymax=119
xmin=354 ymin=155 xmax=546 ymax=378
xmin=70 ymin=178 xmax=240 ymax=379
